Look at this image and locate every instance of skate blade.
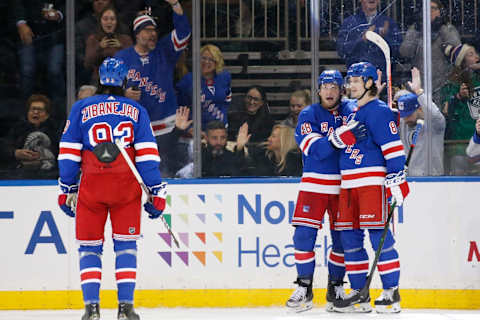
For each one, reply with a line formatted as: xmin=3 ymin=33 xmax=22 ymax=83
xmin=286 ymin=301 xmax=313 ymax=313
xmin=333 ymin=302 xmax=372 ymax=313
xmin=375 ymin=302 xmax=401 ymax=313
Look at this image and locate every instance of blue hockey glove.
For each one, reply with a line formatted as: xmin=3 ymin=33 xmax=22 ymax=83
xmin=58 ymin=179 xmax=78 ymax=218
xmin=144 ymin=183 xmax=167 ymax=219
xmin=329 ymin=120 xmax=367 ymax=149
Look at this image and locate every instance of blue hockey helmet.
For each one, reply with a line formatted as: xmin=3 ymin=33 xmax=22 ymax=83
xmin=99 ymin=57 xmax=128 ymax=87
xmin=346 ymin=62 xmax=378 ymax=82
xmin=318 ymin=70 xmax=343 ymax=87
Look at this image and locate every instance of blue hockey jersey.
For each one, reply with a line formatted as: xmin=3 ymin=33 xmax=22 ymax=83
xmin=58 ymin=94 xmax=162 ymax=187
xmin=176 ymin=70 xmax=232 ymax=129
xmin=295 ymin=99 xmax=356 ymax=194
xmin=115 ymin=13 xmax=191 ymax=136
xmin=339 ymin=98 xmax=406 ymax=189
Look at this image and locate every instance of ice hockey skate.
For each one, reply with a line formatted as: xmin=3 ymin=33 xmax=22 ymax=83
xmin=81 ymin=303 xmax=100 ymax=320
xmin=285 ymin=278 xmax=313 ymax=313
xmin=325 ymin=277 xmax=346 ymax=312
xmin=375 ymin=286 xmax=401 ymax=313
xmin=118 ymin=303 xmax=140 ymax=320
xmin=332 ymin=288 xmax=372 ymax=313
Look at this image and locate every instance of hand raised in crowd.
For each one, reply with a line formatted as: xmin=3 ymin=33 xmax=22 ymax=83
xmin=236 ymin=122 xmax=251 ymax=151
xmin=362 ymin=25 xmax=376 ymax=41
xmin=42 ymin=8 xmax=61 ymax=22
xmin=125 ymin=86 xmax=141 ymax=101
xmin=407 ymin=67 xmax=423 ymax=95
xmin=17 ymin=24 xmax=34 ymax=45
xmin=175 ymin=106 xmax=193 ymax=130
xmin=375 ymin=69 xmax=386 ymax=97
xmin=15 ymin=149 xmax=40 ymax=161
xmin=378 ymin=20 xmax=390 ymax=37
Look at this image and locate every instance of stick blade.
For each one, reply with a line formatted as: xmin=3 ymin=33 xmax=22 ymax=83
xmin=365 ymin=30 xmax=390 ymax=59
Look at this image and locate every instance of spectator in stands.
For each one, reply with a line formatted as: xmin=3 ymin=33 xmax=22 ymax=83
xmin=336 ymin=0 xmax=402 ymax=76
xmin=465 ymin=118 xmax=480 ymax=174
xmin=76 ymin=0 xmax=114 ymax=85
xmin=116 ymin=1 xmax=191 ymax=178
xmin=228 ymin=86 xmax=275 ymax=143
xmin=84 ymin=7 xmax=133 ymax=84
xmin=240 ymin=124 xmax=302 ymax=176
xmin=441 ymin=43 xmax=480 ymax=174
xmin=77 ymin=85 xmax=97 ymax=100
xmin=395 ymin=67 xmax=445 ymax=176
xmin=176 ymin=44 xmax=232 ymax=130
xmin=13 ymin=1 xmax=66 ymax=121
xmin=201 ymin=120 xmax=247 ymax=177
xmin=399 ymin=0 xmax=461 ymax=104
xmin=281 ymin=89 xmax=311 ymax=128
xmin=3 ymin=94 xmax=59 ymax=176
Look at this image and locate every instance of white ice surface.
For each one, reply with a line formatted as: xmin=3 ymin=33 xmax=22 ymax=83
xmin=1 ymin=308 xmax=480 ymax=320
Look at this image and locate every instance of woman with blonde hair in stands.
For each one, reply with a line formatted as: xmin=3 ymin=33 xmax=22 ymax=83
xmin=240 ymin=124 xmax=302 ymax=176
xmin=176 ymin=43 xmax=232 ymax=130
xmin=282 ymin=89 xmax=312 ymax=128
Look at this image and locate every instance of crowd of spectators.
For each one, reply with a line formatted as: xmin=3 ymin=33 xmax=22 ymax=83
xmin=1 ymin=0 xmax=480 ymax=178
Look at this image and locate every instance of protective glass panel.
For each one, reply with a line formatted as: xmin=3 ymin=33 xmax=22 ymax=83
xmin=0 ymin=1 xmax=67 ymax=179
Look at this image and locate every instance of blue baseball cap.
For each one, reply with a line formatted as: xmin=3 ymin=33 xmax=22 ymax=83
xmin=397 ymin=93 xmax=420 ymax=118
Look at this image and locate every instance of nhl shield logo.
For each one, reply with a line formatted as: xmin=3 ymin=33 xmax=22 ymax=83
xmin=129 ymin=227 xmax=136 ymax=234
xmin=303 ymin=205 xmax=310 ymax=213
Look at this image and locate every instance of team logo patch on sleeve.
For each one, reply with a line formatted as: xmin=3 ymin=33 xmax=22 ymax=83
xmin=303 ymin=205 xmax=310 ymax=213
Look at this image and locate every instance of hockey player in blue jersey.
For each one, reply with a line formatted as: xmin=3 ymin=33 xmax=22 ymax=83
xmin=286 ymin=70 xmax=367 ymax=313
xmin=333 ymin=62 xmax=409 ymax=313
xmin=57 ymin=57 xmax=166 ymax=320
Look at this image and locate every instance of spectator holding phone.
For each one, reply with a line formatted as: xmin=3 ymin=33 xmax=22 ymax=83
xmin=84 ymin=7 xmax=132 ymax=84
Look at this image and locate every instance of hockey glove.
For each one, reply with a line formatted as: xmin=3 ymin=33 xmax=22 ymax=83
xmin=144 ymin=182 xmax=167 ymax=219
xmin=58 ymin=179 xmax=78 ymax=218
xmin=385 ymin=170 xmax=410 ymax=207
xmin=328 ymin=120 xmax=367 ymax=149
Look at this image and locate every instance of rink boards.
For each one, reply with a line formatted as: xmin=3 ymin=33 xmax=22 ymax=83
xmin=0 ymin=178 xmax=479 ymax=310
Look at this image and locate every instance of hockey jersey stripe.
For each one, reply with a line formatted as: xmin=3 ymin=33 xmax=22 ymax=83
xmin=171 ymin=30 xmax=191 ymax=51
xmin=294 ymin=251 xmax=315 ymax=263
xmin=136 ymin=155 xmax=160 ymax=162
xmin=135 ymin=148 xmax=159 ymax=156
xmin=329 ymin=252 xmax=345 ymax=264
xmin=377 ymin=260 xmax=400 ymax=272
xmin=301 ymin=176 xmax=341 ymax=186
xmin=115 ymin=271 xmax=137 ymax=280
xmin=60 ymin=142 xmax=83 ymax=149
xmin=298 ymin=183 xmax=340 ymax=194
xmin=58 ymin=153 xmax=82 ymax=162
xmin=345 ymin=261 xmax=369 ymax=271
xmin=80 ymin=271 xmax=102 ymax=281
xmin=299 ymin=133 xmax=322 ymax=155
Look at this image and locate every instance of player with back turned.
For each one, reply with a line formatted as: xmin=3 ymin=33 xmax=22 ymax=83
xmin=57 ymin=57 xmax=166 ymax=320
xmin=333 ymin=62 xmax=409 ymax=313
xmin=286 ymin=70 xmax=367 ymax=312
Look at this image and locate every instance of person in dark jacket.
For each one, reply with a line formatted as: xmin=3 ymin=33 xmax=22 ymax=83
xmin=227 ymin=85 xmax=274 ymax=143
xmin=3 ymin=94 xmax=60 ymax=177
xmin=12 ymin=0 xmax=66 ymax=120
xmin=201 ymin=120 xmax=247 ymax=177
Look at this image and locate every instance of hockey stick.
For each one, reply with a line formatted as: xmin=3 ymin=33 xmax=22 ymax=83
xmin=361 ymin=119 xmax=423 ymax=294
xmin=335 ymin=119 xmax=424 ymax=307
xmin=115 ymin=139 xmax=180 ymax=248
xmin=365 ymin=30 xmax=392 ymax=109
